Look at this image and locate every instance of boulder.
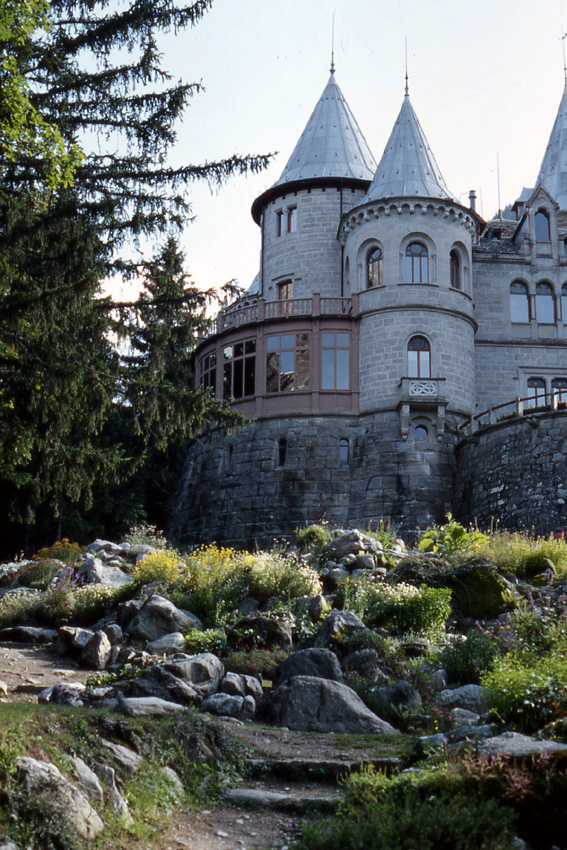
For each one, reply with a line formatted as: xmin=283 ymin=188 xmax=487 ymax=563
xmin=126 ymin=594 xmax=203 ymax=641
xmin=221 ymin=671 xmax=246 ymax=696
xmin=163 ymin=653 xmax=224 ymax=696
xmin=228 ymin=615 xmax=293 ymax=651
xmin=77 ymin=557 xmax=131 ymax=588
xmin=18 ymin=757 xmax=104 ymax=839
xmin=103 ymin=623 xmax=123 ymax=645
xmin=0 ymin=626 xmax=58 ymax=644
xmin=201 ymin=693 xmax=245 ymax=718
xmin=81 ymin=630 xmax=112 ymax=669
xmin=118 ymin=696 xmax=187 ymax=716
xmin=341 ymin=648 xmax=387 ymax=682
xmin=436 ymin=684 xmax=487 ymax=714
xmin=93 ymin=763 xmax=132 ymax=825
xmin=314 ymin=610 xmax=366 ymax=648
xmin=323 ymin=530 xmax=383 ymax=561
xmin=101 ymin=739 xmax=142 ymax=772
xmin=369 ymin=680 xmax=422 ymax=718
xmin=275 ymin=648 xmax=344 ymax=686
xmin=477 ymin=732 xmax=567 ymax=758
xmin=269 ymin=675 xmax=399 ymax=734
xmin=146 ymin=632 xmax=186 ymax=655
xmin=58 ymin=626 xmax=95 ymax=650
xmin=71 ymin=756 xmax=104 ymax=804
xmin=39 ymin=683 xmax=86 ymax=706
xmin=241 ymin=674 xmax=264 ymax=701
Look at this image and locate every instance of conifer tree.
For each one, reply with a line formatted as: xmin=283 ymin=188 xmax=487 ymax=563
xmin=0 ymin=0 xmax=270 ymax=553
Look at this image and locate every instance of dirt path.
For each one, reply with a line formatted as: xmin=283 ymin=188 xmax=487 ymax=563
xmin=0 ymin=640 xmax=92 ymax=700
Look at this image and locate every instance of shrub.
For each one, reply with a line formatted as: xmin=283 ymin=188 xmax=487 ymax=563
xmin=436 ymin=629 xmax=501 ymax=684
xmin=185 ymin=627 xmax=227 ymax=656
xmin=365 ymin=518 xmax=399 ymax=553
xmin=14 ymin=560 xmax=62 ymax=591
xmin=481 ymin=652 xmax=567 ymax=729
xmin=184 ymin=544 xmax=249 ymax=628
xmin=292 ymin=788 xmax=515 ymax=850
xmin=225 ymin=647 xmax=289 ymax=680
xmin=132 ymin=549 xmax=185 ymax=587
xmin=34 ymin=538 xmax=82 ymax=565
xmin=124 ymin=523 xmax=168 ymax=549
xmin=419 ymin=514 xmax=488 ymax=557
xmin=339 ymin=576 xmax=451 ymax=638
xmin=296 ymin=522 xmax=333 ymax=552
xmin=0 ymin=591 xmax=44 ymax=629
xmin=482 ymin=531 xmax=567 ymax=578
xmin=246 ymin=552 xmax=322 ymax=603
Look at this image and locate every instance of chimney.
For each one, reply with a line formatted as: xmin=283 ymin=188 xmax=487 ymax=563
xmin=469 ymin=190 xmax=477 ymax=212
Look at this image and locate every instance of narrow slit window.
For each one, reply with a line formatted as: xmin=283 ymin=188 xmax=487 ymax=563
xmin=450 ymin=249 xmax=461 ymax=290
xmin=278 ymin=437 xmax=287 ymax=466
xmin=535 ymin=210 xmax=550 ymax=241
xmin=367 ymin=247 xmax=383 ymax=288
xmin=339 ymin=438 xmax=349 ymax=466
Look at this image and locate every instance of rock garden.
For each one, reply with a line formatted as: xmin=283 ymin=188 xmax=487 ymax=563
xmin=2 ymin=519 xmax=567 ymax=849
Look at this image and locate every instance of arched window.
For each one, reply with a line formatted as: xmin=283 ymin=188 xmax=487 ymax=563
xmin=367 ymin=247 xmax=383 ymax=288
xmin=535 ymin=210 xmax=551 ymax=242
xmin=510 ymin=281 xmax=530 ymax=323
xmin=536 ymin=282 xmax=555 ymax=323
xmin=552 ymin=378 xmax=567 ymax=404
xmin=562 ymin=284 xmax=567 ymax=322
xmin=405 ymin=242 xmax=429 ymax=283
xmin=339 ymin=438 xmax=350 ymax=466
xmin=449 ymin=249 xmax=461 ymax=290
xmin=408 ymin=336 xmax=431 ymax=378
xmin=345 ymin=256 xmax=350 ymax=293
xmin=526 ymin=377 xmax=546 ymax=408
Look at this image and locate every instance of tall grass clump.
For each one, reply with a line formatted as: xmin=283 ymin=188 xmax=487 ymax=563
xmin=482 ymin=530 xmax=567 ymax=578
xmin=245 ymin=551 xmax=322 ymax=603
xmin=184 ymin=545 xmax=249 ymax=628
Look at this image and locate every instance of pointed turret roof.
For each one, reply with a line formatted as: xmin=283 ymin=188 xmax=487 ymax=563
xmin=536 ymin=82 xmax=567 ymax=210
xmin=273 ymin=70 xmax=377 ymax=186
xmin=364 ymin=91 xmax=456 ymax=203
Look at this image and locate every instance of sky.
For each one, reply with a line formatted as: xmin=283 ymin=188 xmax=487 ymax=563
xmin=146 ymin=0 xmax=567 ymax=297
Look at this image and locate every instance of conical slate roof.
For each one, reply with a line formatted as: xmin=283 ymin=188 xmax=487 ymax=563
xmin=536 ymin=82 xmax=567 ymax=210
xmin=364 ymin=92 xmax=456 ymax=202
xmin=273 ymin=71 xmax=377 ymax=186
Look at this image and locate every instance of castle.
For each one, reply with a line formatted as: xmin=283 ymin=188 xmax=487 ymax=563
xmin=169 ymin=66 xmax=567 ymax=548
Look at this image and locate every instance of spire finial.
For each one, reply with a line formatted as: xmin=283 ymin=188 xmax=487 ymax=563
xmin=562 ymin=28 xmax=567 ymax=85
xmin=330 ymin=13 xmax=336 ymax=74
xmin=405 ymin=37 xmax=409 ymax=95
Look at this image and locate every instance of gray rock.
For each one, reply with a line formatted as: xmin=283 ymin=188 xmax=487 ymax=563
xmin=355 ymin=554 xmax=376 ymax=570
xmin=0 ymin=626 xmax=58 ymax=644
xmin=201 ymin=693 xmax=244 ymax=717
xmin=118 ymin=696 xmax=187 ymax=716
xmin=101 ymin=739 xmax=142 ymax=772
xmin=87 ymin=539 xmax=124 ymax=556
xmin=103 ymin=623 xmax=123 ymax=645
xmin=0 ymin=680 xmax=7 ymax=695
xmin=342 ymin=648 xmax=387 ymax=682
xmin=94 ymin=763 xmax=133 ymax=825
xmin=71 ymin=756 xmax=104 ymax=803
xmin=77 ymin=557 xmax=131 ymax=588
xmin=269 ymin=675 xmax=399 ymax=734
xmin=369 ymin=680 xmax=422 ymax=717
xmin=326 ymin=567 xmax=350 ymax=587
xmin=431 ymin=669 xmax=448 ymax=691
xmin=240 ymin=694 xmax=256 ymax=721
xmin=451 ymin=724 xmax=496 ymax=743
xmin=146 ymin=631 xmax=186 ymax=655
xmin=449 ymin=707 xmax=480 ymax=727
xmin=229 ymin=615 xmax=293 ymax=651
xmin=81 ymin=630 xmax=112 ymax=670
xmin=241 ymin=674 xmax=263 ymax=701
xmin=324 ymin=530 xmax=383 ymax=561
xmin=419 ymin=733 xmax=447 ymax=751
xmin=275 ymin=648 xmax=344 ymax=686
xmin=163 ymin=653 xmax=224 ymax=696
xmin=436 ymin=684 xmax=487 ymax=714
xmin=161 ymin=766 xmax=184 ymax=798
xmin=126 ymin=593 xmax=203 ymax=641
xmin=307 ymin=594 xmax=331 ymax=621
xmin=477 ymin=731 xmax=567 ymax=758
xmin=18 ymin=757 xmax=104 ymax=839
xmin=38 ymin=683 xmax=86 ymax=706
xmin=221 ymin=671 xmax=246 ymax=696
xmin=314 ymin=609 xmax=366 ymax=647
xmin=58 ymin=626 xmax=95 ymax=650
xmin=116 ymin=598 xmax=143 ymax=628
xmin=126 ymin=667 xmax=200 ymax=705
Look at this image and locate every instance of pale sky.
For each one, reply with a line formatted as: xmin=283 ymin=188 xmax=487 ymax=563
xmin=147 ymin=0 xmax=567 ymax=296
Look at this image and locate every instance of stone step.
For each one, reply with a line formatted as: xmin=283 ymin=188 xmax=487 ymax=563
xmin=245 ymin=755 xmax=401 ymax=781
xmin=224 ymin=787 xmax=343 ymax=813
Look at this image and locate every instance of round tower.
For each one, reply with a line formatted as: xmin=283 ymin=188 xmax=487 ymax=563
xmin=251 ymin=68 xmax=376 ymax=302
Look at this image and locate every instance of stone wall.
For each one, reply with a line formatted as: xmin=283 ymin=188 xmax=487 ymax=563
xmin=455 ymin=411 xmax=567 ymax=535
xmin=169 ymin=411 xmax=457 ymax=549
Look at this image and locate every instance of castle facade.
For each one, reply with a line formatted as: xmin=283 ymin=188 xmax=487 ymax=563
xmin=169 ymin=68 xmax=567 ymax=547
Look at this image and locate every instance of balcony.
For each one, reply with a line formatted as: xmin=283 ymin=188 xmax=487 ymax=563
xmin=399 ymin=376 xmax=446 ymax=401
xmin=215 ymin=293 xmax=357 ymax=333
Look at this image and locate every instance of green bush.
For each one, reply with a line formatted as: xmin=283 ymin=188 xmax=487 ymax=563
xmin=124 ymin=523 xmax=168 ymax=549
xmin=225 ymin=647 xmax=289 ymax=680
xmin=296 ymin=522 xmax=332 ymax=552
xmin=436 ymin=630 xmax=501 ymax=684
xmin=16 ymin=561 xmax=62 ymax=591
xmin=292 ymin=790 xmax=515 ymax=850
xmin=419 ymin=514 xmax=488 ymax=557
xmin=339 ymin=576 xmax=451 ymax=638
xmin=184 ymin=544 xmax=249 ymax=628
xmin=34 ymin=538 xmax=83 ymax=564
xmin=185 ymin=627 xmax=227 ymax=656
xmin=132 ymin=549 xmax=186 ymax=587
xmin=246 ymin=551 xmax=322 ymax=603
xmin=481 ymin=651 xmax=567 ymax=729
xmin=482 ymin=531 xmax=567 ymax=578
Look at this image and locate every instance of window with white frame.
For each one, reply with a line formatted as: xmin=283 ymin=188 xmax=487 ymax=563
xmin=408 ymin=335 xmax=431 ymax=378
xmin=322 ymin=332 xmax=350 ymax=390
